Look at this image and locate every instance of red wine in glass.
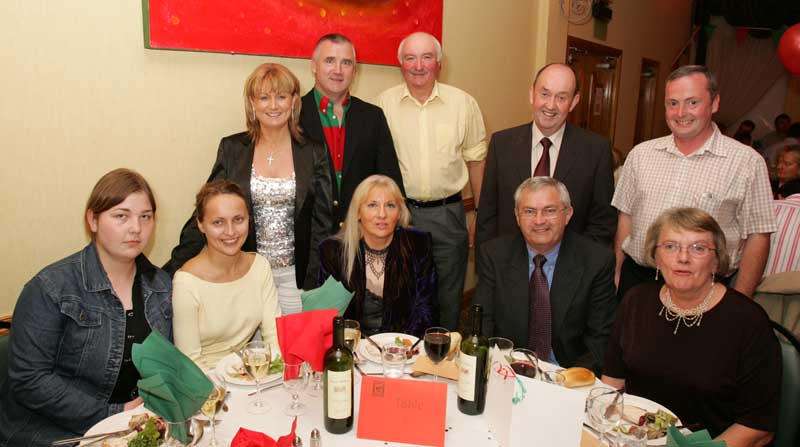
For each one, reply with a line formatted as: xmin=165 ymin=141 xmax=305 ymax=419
xmin=511 ymin=361 xmax=538 ymax=378
xmin=424 ymin=332 xmax=451 ymax=363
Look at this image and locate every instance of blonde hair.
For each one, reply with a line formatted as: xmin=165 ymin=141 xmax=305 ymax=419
xmin=243 ymin=63 xmax=304 ymax=144
xmin=644 ymin=207 xmax=730 ymax=274
xmin=338 ymin=175 xmax=410 ymax=282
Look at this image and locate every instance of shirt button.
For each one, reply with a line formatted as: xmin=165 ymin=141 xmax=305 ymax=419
xmin=333 ymin=200 xmax=339 ymax=206
xmin=339 ymin=222 xmax=344 ymax=228
xmin=79 ymin=312 xmax=86 ymax=321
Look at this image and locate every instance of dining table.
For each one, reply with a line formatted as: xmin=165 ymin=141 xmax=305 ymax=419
xmin=84 ymin=356 xmax=619 ymax=447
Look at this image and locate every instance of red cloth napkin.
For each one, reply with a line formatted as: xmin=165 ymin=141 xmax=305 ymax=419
xmin=275 ymin=309 xmax=337 ymax=371
xmin=230 ymin=416 xmax=297 ymax=447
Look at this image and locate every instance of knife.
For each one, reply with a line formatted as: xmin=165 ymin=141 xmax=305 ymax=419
xmin=247 ymin=380 xmax=285 ymax=396
xmin=366 ymin=335 xmax=383 ymax=353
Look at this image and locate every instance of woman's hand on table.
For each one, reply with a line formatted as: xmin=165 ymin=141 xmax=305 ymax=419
xmin=124 ymin=397 xmax=144 ymax=411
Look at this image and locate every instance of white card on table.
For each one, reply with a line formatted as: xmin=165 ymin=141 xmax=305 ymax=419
xmin=509 ymin=377 xmax=585 ymax=446
xmin=484 ymin=346 xmax=515 ymax=446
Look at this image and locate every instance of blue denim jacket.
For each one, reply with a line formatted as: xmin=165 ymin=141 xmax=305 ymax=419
xmin=0 ymin=243 xmax=172 ymax=446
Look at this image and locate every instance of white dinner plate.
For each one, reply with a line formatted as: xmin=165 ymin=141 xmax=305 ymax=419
xmin=357 ymin=332 xmax=420 ymax=364
xmin=80 ymin=407 xmax=153 ymax=446
xmin=585 ymin=393 xmax=681 ymax=446
xmin=214 ymin=352 xmax=282 ymax=387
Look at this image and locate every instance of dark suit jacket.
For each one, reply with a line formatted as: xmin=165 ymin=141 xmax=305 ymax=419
xmin=163 ymin=132 xmax=333 ymax=289
xmin=318 ymin=227 xmax=438 ymax=338
xmin=300 ymin=91 xmax=405 ymax=227
xmin=472 ymin=230 xmax=617 ymax=375
xmin=476 ymin=122 xmax=616 ymax=248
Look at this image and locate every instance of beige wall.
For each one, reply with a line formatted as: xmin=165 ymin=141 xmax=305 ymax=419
xmin=0 ymin=0 xmax=538 ymax=315
xmin=567 ymin=0 xmax=694 ymax=152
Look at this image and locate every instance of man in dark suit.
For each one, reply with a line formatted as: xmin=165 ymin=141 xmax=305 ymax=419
xmin=473 ymin=177 xmax=616 ymax=374
xmin=476 ymin=63 xmax=616 ymax=249
xmin=300 ymin=33 xmax=404 ymax=229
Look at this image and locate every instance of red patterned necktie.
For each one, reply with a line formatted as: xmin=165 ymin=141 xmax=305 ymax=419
xmin=528 ymin=254 xmax=552 ymax=362
xmin=533 ymin=137 xmax=552 ymax=177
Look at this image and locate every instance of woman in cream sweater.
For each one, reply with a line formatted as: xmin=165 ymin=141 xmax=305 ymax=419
xmin=173 ymin=180 xmax=280 ymax=368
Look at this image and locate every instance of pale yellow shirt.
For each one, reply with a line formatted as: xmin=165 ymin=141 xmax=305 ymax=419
xmin=377 ymin=81 xmax=487 ymax=201
xmin=172 ymin=254 xmax=281 ymax=369
xmin=531 ymin=122 xmax=566 ymax=176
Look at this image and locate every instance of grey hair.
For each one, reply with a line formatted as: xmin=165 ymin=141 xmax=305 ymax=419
xmin=667 ymin=65 xmax=718 ymax=99
xmin=312 ymin=33 xmax=357 ymax=63
xmin=513 ymin=176 xmax=572 ymax=209
xmin=643 ymin=207 xmax=730 ymax=274
xmin=397 ymin=32 xmax=442 ymax=64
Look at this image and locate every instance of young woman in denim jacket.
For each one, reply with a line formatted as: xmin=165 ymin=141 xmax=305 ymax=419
xmin=0 ymin=169 xmax=173 ymax=446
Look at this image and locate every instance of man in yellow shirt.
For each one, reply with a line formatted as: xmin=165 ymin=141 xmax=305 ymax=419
xmin=377 ymin=32 xmax=487 ymax=330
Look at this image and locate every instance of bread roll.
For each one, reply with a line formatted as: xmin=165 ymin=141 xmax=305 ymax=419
xmin=562 ymin=367 xmax=596 ymax=388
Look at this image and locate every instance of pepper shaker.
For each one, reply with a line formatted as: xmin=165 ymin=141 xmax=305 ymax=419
xmin=293 ymin=434 xmax=303 ymax=447
xmin=310 ymin=428 xmax=321 ymax=447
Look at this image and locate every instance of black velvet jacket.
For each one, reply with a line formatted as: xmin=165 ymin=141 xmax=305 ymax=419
xmin=318 ymin=227 xmax=438 ymax=338
xmin=164 ymin=132 xmax=333 ymax=289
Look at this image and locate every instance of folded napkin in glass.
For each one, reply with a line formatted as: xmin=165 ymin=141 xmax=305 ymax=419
xmin=276 ymin=308 xmax=338 ymax=371
xmin=301 ymin=276 xmax=354 ymax=316
xmin=231 ymin=416 xmax=297 ymax=447
xmin=132 ymin=330 xmax=213 ymax=444
xmin=667 ymin=426 xmax=726 ymax=446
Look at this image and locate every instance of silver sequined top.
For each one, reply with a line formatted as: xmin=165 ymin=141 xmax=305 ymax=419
xmin=250 ymin=166 xmax=296 ymax=269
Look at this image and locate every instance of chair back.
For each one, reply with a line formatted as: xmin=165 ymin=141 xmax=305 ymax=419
xmin=772 ymin=321 xmax=800 ymax=447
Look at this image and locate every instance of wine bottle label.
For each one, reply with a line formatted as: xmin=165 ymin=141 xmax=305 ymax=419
xmin=326 ymin=369 xmax=352 ymax=418
xmin=458 ymin=353 xmax=477 ymax=401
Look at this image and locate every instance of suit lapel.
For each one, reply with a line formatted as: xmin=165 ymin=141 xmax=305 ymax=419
xmin=293 ymin=140 xmax=312 ymax=219
xmin=549 ymin=232 xmax=583 ymax=337
xmin=503 ymin=233 xmax=532 ymax=344
xmin=513 ymin=123 xmax=534 ymax=184
xmin=342 ymin=98 xmax=360 ymax=180
xmin=553 ymin=123 xmax=578 ymax=180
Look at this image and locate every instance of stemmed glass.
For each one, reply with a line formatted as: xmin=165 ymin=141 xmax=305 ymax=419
xmin=283 ymin=360 xmax=309 ymax=416
xmin=423 ymin=327 xmax=451 ymax=382
xmin=303 ymin=362 xmax=323 ymax=398
xmin=200 ymin=374 xmax=226 ymax=446
xmin=242 ymin=341 xmax=272 ymax=414
xmin=586 ymin=387 xmax=624 ymax=444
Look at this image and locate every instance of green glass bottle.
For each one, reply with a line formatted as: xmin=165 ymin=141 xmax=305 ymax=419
xmin=457 ymin=304 xmax=489 ymax=415
xmin=324 ymin=316 xmax=354 ymax=433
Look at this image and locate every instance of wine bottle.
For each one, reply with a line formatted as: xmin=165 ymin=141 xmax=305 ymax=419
xmin=324 ymin=316 xmax=354 ymax=434
xmin=458 ymin=304 xmax=489 ymax=415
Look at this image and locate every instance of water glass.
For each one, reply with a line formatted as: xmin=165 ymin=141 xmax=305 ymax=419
xmin=283 ymin=360 xmax=309 ymax=416
xmin=488 ymin=337 xmax=514 ymax=362
xmin=586 ymin=387 xmax=624 ymax=444
xmin=611 ymin=422 xmax=648 ymax=447
xmin=540 ymin=368 xmax=565 ymax=386
xmin=381 ymin=343 xmax=408 ymax=378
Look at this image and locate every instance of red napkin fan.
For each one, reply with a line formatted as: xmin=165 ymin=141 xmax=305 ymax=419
xmin=230 ymin=417 xmax=297 ymax=447
xmin=275 ymin=308 xmax=337 ymax=371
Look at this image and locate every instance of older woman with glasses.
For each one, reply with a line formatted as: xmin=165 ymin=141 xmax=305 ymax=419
xmin=603 ymin=207 xmax=780 ymax=447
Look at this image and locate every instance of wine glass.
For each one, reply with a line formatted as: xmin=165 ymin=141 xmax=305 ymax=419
xmin=510 ymin=348 xmax=539 ymax=378
xmin=586 ymin=387 xmax=624 ymax=444
xmin=343 ymin=319 xmax=361 ymax=354
xmin=242 ymin=340 xmax=271 ymax=414
xmin=283 ymin=360 xmax=309 ymax=416
xmin=423 ymin=327 xmax=451 ymax=382
xmin=488 ymin=337 xmax=514 ymax=362
xmin=200 ymin=375 xmax=226 ymax=446
xmin=303 ymin=362 xmax=323 ymax=398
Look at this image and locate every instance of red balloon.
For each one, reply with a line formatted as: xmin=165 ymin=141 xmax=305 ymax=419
xmin=778 ymin=23 xmax=800 ymax=76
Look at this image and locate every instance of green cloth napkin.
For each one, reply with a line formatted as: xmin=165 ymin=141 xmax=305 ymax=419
xmin=132 ymin=330 xmax=212 ymax=444
xmin=666 ymin=426 xmax=727 ymax=447
xmin=301 ymin=276 xmax=354 ymax=316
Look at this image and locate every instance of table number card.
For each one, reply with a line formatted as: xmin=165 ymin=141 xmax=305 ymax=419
xmin=509 ymin=378 xmax=586 ymax=446
xmin=484 ymin=346 xmax=516 ymax=446
xmin=356 ymin=376 xmax=447 ymax=447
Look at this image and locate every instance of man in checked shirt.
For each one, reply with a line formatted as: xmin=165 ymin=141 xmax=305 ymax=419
xmin=613 ymin=65 xmax=776 ymax=299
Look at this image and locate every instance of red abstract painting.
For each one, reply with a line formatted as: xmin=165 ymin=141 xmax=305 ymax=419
xmin=143 ymin=0 xmax=443 ymax=66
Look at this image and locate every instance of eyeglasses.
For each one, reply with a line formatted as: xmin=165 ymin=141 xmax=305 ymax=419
xmin=517 ymin=206 xmax=567 ymax=220
xmin=656 ymin=242 xmax=716 ymax=257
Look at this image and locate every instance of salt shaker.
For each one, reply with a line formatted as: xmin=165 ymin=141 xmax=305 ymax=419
xmin=293 ymin=434 xmax=302 ymax=447
xmin=310 ymin=428 xmax=321 ymax=447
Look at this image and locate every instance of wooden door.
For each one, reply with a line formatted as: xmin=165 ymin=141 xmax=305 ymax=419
xmin=566 ymin=37 xmax=621 ymax=142
xmin=634 ymin=58 xmax=659 ymax=145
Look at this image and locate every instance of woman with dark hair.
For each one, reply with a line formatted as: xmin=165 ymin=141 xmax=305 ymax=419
xmin=318 ymin=175 xmax=437 ymax=338
xmin=166 ymin=63 xmax=333 ymax=316
xmin=172 ymin=180 xmax=280 ymax=368
xmin=603 ymin=207 xmax=780 ymax=447
xmin=0 ymin=168 xmax=172 ymax=446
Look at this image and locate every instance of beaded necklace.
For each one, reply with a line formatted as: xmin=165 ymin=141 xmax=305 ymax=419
xmin=658 ymin=283 xmax=715 ymax=335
